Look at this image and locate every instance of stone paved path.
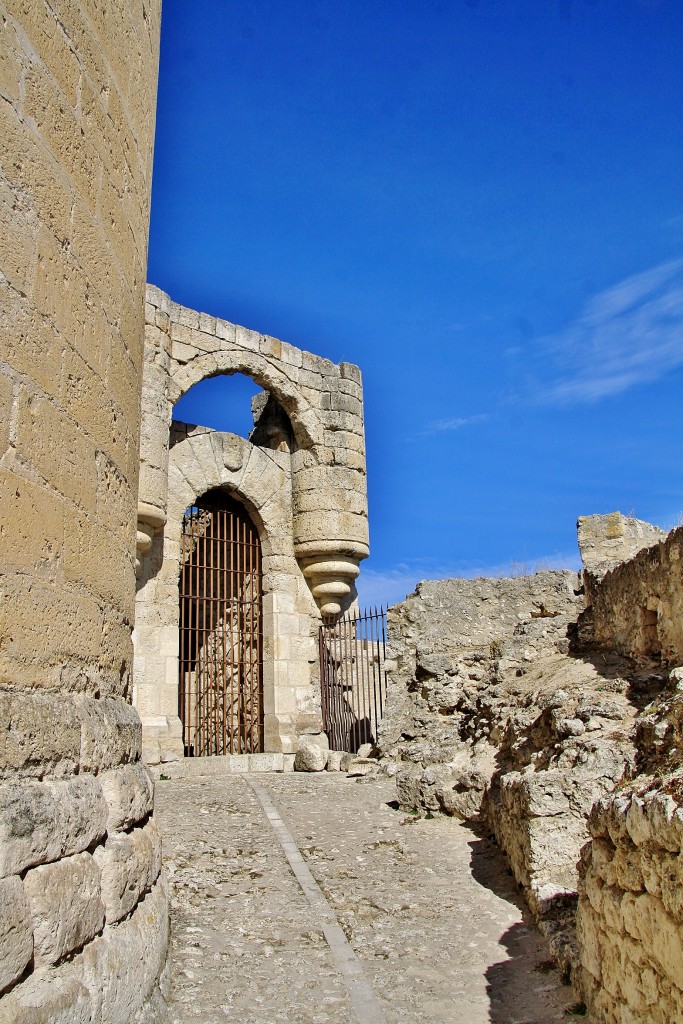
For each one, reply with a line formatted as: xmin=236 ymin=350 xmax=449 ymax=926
xmin=155 ymin=771 xmax=584 ymax=1024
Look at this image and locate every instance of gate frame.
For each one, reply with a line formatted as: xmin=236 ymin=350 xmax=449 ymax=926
xmin=179 ymin=489 xmax=264 ymax=756
xmin=133 ymin=429 xmax=321 ymax=763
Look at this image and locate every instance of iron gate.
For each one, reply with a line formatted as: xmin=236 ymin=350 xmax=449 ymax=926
xmin=319 ymin=607 xmax=388 ymax=753
xmin=179 ymin=490 xmax=263 ymax=756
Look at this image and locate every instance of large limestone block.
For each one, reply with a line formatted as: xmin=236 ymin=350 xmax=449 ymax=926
xmin=0 ymin=875 xmax=33 ymax=994
xmin=0 ymin=775 xmax=107 ymax=877
xmin=99 ymin=763 xmax=154 ymax=832
xmin=78 ymin=696 xmax=142 ymax=772
xmin=24 ymin=851 xmax=104 ymax=966
xmin=0 ymin=971 xmax=92 ymax=1024
xmin=94 ymin=819 xmax=162 ymax=923
xmin=82 ymin=872 xmax=169 ymax=1024
xmin=294 ymin=735 xmax=329 ymax=772
xmin=0 ymin=691 xmax=81 ymax=778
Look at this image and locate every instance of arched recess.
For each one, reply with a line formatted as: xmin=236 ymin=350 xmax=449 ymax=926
xmin=133 ymin=429 xmax=320 ymax=762
xmin=169 ymin=350 xmax=323 ymax=453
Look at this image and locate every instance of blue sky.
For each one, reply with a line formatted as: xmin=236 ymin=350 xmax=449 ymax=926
xmin=148 ymin=0 xmax=683 ymax=608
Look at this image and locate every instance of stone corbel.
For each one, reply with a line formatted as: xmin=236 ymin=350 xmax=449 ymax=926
xmin=297 ymin=540 xmax=367 ymax=618
xmin=136 ymin=501 xmax=166 ymax=575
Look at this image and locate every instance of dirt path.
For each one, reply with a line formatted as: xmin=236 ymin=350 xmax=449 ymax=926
xmin=155 ymin=770 xmax=584 ymax=1024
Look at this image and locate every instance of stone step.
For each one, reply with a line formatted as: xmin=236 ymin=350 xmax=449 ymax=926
xmin=152 ymin=753 xmax=296 ymax=778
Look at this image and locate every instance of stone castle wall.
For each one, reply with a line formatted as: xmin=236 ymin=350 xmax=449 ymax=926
xmin=577 ymin=785 xmax=683 ymax=1024
xmin=0 ymin=2 xmax=167 ymax=1019
xmin=378 ymin=569 xmax=639 ymax=971
xmin=573 ymin=524 xmax=683 ymax=1024
xmin=585 ymin=525 xmax=683 ymax=667
xmin=380 ymin=518 xmax=683 ymax=1020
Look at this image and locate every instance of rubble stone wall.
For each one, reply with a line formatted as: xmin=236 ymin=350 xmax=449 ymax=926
xmin=379 ymin=570 xmax=638 ymax=970
xmin=586 ymin=525 xmax=683 ymax=666
xmin=573 ymin=521 xmax=683 ymax=1024
xmin=380 ymin=519 xmax=683 ymax=1018
xmin=0 ymin=2 xmax=167 ymax=1019
xmin=577 ymin=786 xmax=683 ymax=1024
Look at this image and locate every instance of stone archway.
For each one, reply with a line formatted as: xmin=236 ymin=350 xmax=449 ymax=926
xmin=138 ymin=288 xmax=370 ymax=621
xmin=134 ymin=428 xmax=320 ymax=763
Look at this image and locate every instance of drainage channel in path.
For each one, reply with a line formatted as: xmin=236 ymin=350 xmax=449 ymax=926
xmin=154 ymin=771 xmax=586 ymax=1024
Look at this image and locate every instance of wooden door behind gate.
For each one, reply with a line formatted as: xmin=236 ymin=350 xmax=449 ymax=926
xmin=179 ymin=490 xmax=263 ymax=756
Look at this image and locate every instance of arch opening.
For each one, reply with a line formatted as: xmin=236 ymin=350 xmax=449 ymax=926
xmin=178 ymin=488 xmax=263 ymax=756
xmin=170 ymin=353 xmax=319 ymax=450
xmin=172 ymin=374 xmax=295 ymax=454
xmin=172 ymin=372 xmax=262 ymax=438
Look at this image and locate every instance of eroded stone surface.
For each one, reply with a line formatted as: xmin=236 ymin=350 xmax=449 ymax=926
xmin=94 ymin=818 xmax=162 ymax=924
xmin=0 ymin=876 xmax=32 ymax=994
xmin=378 ymin=569 xmax=645 ymax=974
xmin=23 ymin=851 xmax=104 ymax=966
xmin=156 ymin=770 xmax=582 ymax=1024
xmin=0 ymin=775 xmax=107 ymax=878
xmin=577 ymin=512 xmax=666 ymax=582
xmin=99 ymin=764 xmax=155 ymax=832
xmin=0 ymin=875 xmax=169 ymax=1024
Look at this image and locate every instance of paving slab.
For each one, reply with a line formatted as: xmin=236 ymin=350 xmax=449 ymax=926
xmin=155 ymin=771 xmax=586 ymax=1024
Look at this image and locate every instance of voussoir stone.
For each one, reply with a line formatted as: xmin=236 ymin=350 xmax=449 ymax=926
xmin=0 ymin=875 xmax=33 ymax=994
xmin=24 ymin=851 xmax=104 ymax=966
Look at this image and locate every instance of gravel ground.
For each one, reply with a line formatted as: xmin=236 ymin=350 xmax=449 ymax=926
xmin=155 ymin=770 xmax=585 ymax=1024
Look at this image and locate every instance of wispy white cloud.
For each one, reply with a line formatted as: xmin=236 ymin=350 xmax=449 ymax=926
xmin=418 ymin=413 xmax=489 ymax=437
xmin=535 ymin=258 xmax=683 ymax=405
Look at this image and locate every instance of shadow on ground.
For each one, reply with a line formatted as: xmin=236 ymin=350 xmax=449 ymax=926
xmin=466 ymin=826 xmax=576 ymax=1023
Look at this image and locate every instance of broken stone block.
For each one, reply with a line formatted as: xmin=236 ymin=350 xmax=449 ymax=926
xmin=93 ymin=819 xmax=162 ymax=924
xmin=294 ymin=736 xmax=329 ymax=772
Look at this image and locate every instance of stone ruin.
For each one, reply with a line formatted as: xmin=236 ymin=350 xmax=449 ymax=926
xmin=2 ymin=3 xmax=683 ymax=1023
xmin=379 ymin=512 xmax=683 ymax=1023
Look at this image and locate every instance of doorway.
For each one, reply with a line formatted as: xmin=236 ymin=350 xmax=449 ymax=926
xmin=179 ymin=490 xmax=263 ymax=755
